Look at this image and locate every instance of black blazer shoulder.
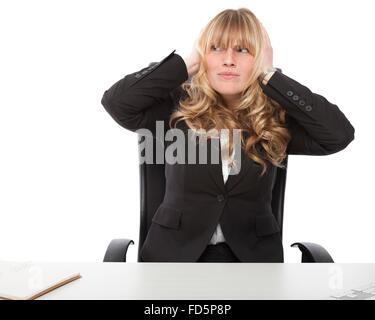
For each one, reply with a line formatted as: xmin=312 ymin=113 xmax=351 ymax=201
xmin=101 ymin=50 xmax=355 ymax=156
xmin=101 ymin=50 xmax=188 ymax=135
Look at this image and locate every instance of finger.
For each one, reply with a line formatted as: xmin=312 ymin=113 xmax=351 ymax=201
xmin=260 ymin=23 xmax=268 ymax=44
xmin=259 ymin=23 xmax=267 ymax=45
xmin=260 ymin=22 xmax=269 ymax=37
xmin=261 ymin=24 xmax=271 ymax=47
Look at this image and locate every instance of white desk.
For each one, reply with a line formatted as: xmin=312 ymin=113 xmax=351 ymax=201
xmin=1 ymin=262 xmax=375 ymax=300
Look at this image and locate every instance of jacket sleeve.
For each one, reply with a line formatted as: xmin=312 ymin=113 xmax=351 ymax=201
xmin=260 ymin=71 xmax=355 ymax=155
xmin=101 ymin=50 xmax=189 ymax=136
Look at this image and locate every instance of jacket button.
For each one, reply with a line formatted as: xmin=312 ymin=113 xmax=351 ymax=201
xmin=217 ymin=194 xmax=225 ymax=202
xmin=286 ymin=90 xmax=293 ymax=96
xmin=292 ymin=95 xmax=299 ymax=101
xmin=305 ymin=105 xmax=312 ymax=111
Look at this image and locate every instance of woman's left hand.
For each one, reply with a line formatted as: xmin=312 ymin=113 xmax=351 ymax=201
xmin=260 ymin=23 xmax=274 ymax=71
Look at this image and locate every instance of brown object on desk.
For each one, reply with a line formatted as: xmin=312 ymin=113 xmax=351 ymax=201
xmin=0 ymin=273 xmax=82 ymax=300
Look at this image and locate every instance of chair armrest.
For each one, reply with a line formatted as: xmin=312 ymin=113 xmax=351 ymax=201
xmin=291 ymin=242 xmax=334 ymax=263
xmin=103 ymin=239 xmax=134 ymax=262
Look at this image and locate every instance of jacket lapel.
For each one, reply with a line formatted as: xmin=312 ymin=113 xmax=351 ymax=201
xmin=179 ymin=122 xmax=255 ymax=194
xmin=224 ymin=145 xmax=252 ymax=192
xmin=206 ymin=133 xmax=253 ymax=194
xmin=206 ymin=137 xmax=226 ymax=194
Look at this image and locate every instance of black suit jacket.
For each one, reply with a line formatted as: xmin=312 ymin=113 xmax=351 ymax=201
xmin=101 ymin=50 xmax=355 ymax=262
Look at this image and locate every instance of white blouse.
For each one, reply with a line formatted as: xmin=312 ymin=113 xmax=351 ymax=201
xmin=188 ymin=128 xmax=235 ymax=245
xmin=208 ymin=130 xmax=235 ymax=245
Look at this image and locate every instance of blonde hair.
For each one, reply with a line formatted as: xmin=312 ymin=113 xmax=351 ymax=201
xmin=169 ymin=8 xmax=291 ymax=176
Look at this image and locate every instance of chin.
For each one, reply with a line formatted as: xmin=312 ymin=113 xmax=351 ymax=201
xmin=217 ymin=90 xmax=241 ymax=96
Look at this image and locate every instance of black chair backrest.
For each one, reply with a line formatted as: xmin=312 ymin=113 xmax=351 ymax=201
xmin=137 ymin=134 xmax=288 ymax=262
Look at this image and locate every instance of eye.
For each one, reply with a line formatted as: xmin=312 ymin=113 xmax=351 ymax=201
xmin=210 ymin=45 xmax=249 ymax=53
xmin=211 ymin=45 xmax=222 ymax=51
xmin=237 ymin=47 xmax=249 ymax=53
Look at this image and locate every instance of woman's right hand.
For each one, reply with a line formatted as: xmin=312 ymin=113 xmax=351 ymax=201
xmin=183 ymin=37 xmax=201 ymax=77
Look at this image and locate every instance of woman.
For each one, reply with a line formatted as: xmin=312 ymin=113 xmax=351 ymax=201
xmin=101 ymin=8 xmax=355 ymax=262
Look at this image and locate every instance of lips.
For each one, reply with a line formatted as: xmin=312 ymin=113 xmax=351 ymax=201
xmin=218 ymin=73 xmax=239 ymax=80
xmin=218 ymin=72 xmax=240 ymax=76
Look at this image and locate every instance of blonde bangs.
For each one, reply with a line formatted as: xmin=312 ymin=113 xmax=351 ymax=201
xmin=204 ymin=11 xmax=258 ymax=56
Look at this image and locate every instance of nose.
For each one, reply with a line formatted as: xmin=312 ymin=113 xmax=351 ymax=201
xmin=223 ymin=48 xmax=236 ymax=66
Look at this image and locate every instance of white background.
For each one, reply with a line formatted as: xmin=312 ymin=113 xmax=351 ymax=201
xmin=0 ymin=0 xmax=373 ymax=263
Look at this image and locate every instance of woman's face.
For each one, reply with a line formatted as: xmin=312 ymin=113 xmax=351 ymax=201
xmin=205 ymin=44 xmax=255 ymax=107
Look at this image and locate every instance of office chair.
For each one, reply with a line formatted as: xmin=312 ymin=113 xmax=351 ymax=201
xmin=103 ymin=63 xmax=334 ymax=263
xmin=104 ymin=133 xmax=334 ymax=263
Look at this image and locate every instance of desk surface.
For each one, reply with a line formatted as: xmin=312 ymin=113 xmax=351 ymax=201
xmin=1 ymin=262 xmax=375 ymax=300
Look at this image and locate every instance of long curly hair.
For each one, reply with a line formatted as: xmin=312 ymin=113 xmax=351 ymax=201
xmin=169 ymin=8 xmax=291 ymax=176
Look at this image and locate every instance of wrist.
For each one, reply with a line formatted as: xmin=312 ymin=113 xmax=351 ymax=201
xmin=262 ymin=71 xmax=275 ymax=85
xmin=259 ymin=67 xmax=278 ymax=85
